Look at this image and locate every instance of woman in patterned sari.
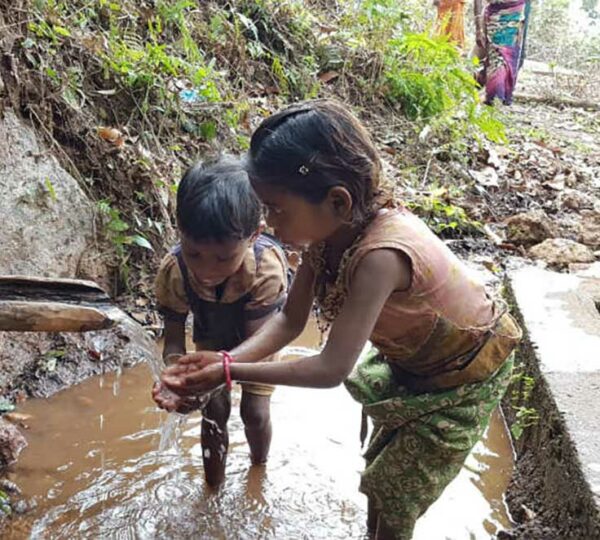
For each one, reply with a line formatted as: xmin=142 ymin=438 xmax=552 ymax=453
xmin=474 ymin=0 xmax=532 ymax=104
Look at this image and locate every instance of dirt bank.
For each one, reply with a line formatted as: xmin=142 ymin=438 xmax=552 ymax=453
xmin=0 ymin=321 xmax=156 ymax=403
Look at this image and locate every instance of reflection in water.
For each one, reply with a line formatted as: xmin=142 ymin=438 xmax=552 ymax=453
xmin=3 ymin=322 xmax=513 ymax=539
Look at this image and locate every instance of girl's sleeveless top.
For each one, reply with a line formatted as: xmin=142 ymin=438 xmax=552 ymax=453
xmin=308 ymin=208 xmax=521 ymax=390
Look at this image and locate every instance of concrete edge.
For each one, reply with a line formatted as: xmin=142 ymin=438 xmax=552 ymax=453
xmin=501 ymin=279 xmax=600 ymax=539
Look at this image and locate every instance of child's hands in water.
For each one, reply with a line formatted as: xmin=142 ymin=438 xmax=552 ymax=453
xmin=152 ymin=381 xmax=203 ymax=414
xmin=161 ymin=351 xmax=225 ymax=396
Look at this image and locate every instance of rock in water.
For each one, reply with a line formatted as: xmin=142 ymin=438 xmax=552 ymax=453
xmin=0 ymin=417 xmax=27 ymax=468
xmin=529 ymin=238 xmax=596 ymax=268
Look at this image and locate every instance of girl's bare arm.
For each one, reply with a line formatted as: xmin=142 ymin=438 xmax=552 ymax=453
xmin=168 ymin=258 xmax=315 ymax=372
xmin=163 ymin=249 xmax=410 ymax=393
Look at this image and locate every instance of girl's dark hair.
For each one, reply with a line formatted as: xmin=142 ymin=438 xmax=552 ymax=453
xmin=176 ymin=156 xmax=261 ymax=242
xmin=246 ymin=99 xmax=383 ymax=223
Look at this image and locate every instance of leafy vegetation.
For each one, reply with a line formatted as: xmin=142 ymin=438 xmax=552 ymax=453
xmin=97 ymin=200 xmax=153 ymax=283
xmin=0 ymin=490 xmax=10 ymax=516
xmin=383 ymin=32 xmax=506 ymax=144
xmin=7 ymin=0 xmax=505 ymax=291
xmin=407 ymin=187 xmax=481 ymax=237
xmin=510 ymin=368 xmax=540 ymax=440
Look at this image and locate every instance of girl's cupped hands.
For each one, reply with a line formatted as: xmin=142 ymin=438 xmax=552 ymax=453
xmin=160 ymin=351 xmax=225 ymax=395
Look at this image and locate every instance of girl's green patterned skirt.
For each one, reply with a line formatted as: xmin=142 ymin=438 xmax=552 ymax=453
xmin=345 ymin=348 xmax=514 ymax=539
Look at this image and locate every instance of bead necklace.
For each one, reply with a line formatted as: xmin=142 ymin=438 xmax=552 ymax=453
xmin=306 ymin=231 xmax=366 ymax=337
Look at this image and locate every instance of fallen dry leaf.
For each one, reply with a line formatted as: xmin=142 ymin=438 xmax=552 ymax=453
xmin=470 ymin=166 xmax=499 ymax=188
xmin=318 ymin=70 xmax=340 ymax=84
xmin=3 ymin=412 xmax=32 ymax=423
xmin=4 ymin=412 xmax=32 ymax=429
xmin=97 ymin=126 xmax=125 ymax=147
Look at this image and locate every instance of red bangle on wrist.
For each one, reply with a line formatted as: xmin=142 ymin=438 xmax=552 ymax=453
xmin=219 ymin=350 xmax=234 ymax=391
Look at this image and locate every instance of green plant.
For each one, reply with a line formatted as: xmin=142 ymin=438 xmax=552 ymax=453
xmin=28 ymin=19 xmax=71 ymax=45
xmin=383 ymin=32 xmax=506 ymax=144
xmin=0 ymin=489 xmax=11 ymax=516
xmin=44 ymin=177 xmax=57 ymax=202
xmin=511 ymin=406 xmax=540 ymax=440
xmin=97 ymin=199 xmax=153 ymax=287
xmin=510 ymin=369 xmax=539 ymax=440
xmin=339 ymin=0 xmax=413 ymax=51
xmin=38 ymin=348 xmax=66 ymax=374
xmin=97 ymin=200 xmax=153 ymax=255
xmin=407 ymin=187 xmax=481 ymax=237
xmin=230 ymin=0 xmax=319 ymax=98
xmin=156 ymin=0 xmax=201 ymax=62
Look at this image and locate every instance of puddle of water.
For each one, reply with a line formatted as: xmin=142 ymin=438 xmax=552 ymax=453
xmin=2 ymin=321 xmax=514 ymax=539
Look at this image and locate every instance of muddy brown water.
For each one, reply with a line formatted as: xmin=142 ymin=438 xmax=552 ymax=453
xmin=3 ymin=321 xmax=514 ymax=539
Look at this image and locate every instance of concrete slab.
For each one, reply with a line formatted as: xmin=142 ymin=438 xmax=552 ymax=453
xmin=511 ymin=266 xmax=600 ymax=373
xmin=509 ymin=265 xmax=600 ymax=532
xmin=544 ymin=371 xmax=600 ymax=496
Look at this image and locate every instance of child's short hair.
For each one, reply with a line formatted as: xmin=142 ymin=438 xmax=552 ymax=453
xmin=246 ymin=99 xmax=383 ymax=224
xmin=176 ymin=156 xmax=261 ymax=242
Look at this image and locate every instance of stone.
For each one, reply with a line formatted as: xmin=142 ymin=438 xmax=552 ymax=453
xmin=505 ymin=210 xmax=555 ymax=247
xmin=11 ymin=499 xmax=29 ymax=514
xmin=558 ymin=189 xmax=591 ymax=211
xmin=578 ymin=211 xmax=600 ymax=249
xmin=0 ymin=418 xmax=27 ymax=468
xmin=569 ymin=262 xmax=600 ymax=279
xmin=529 ymin=238 xmax=595 ymax=267
xmin=0 ymin=111 xmax=94 ymax=277
xmin=0 ymin=479 xmax=21 ymax=495
xmin=568 ymin=262 xmax=598 ymax=276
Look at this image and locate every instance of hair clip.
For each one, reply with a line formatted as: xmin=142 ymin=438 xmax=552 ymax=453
xmin=298 ymin=165 xmax=309 ymax=176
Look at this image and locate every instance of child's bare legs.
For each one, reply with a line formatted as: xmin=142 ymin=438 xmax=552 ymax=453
xmin=240 ymin=391 xmax=272 ymax=465
xmin=201 ymin=390 xmax=231 ymax=487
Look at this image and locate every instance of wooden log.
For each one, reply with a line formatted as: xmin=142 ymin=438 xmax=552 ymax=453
xmin=0 ymin=275 xmax=119 ymax=332
xmin=0 ymin=275 xmax=109 ymax=302
xmin=514 ymin=92 xmax=600 ymax=111
xmin=0 ymin=301 xmax=116 ymax=332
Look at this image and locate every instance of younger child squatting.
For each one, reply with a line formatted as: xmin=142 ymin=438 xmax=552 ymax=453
xmin=159 ymin=101 xmax=522 ymax=539
xmin=152 ymin=157 xmax=289 ymax=487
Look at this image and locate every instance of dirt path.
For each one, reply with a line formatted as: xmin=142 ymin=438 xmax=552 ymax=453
xmin=447 ymin=65 xmax=599 ymax=268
